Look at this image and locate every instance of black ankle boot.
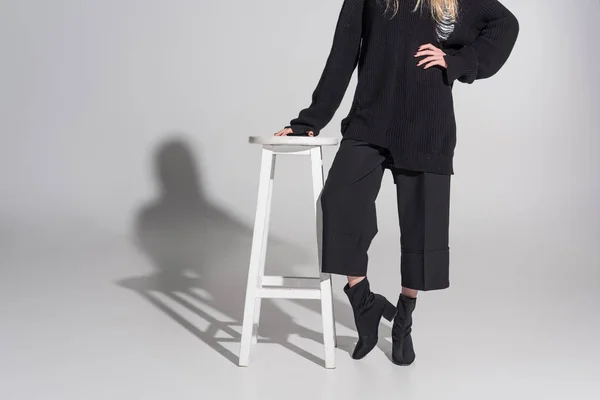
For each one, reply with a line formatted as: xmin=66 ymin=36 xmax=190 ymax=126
xmin=392 ymin=294 xmax=417 ymax=365
xmin=344 ymin=279 xmax=397 ymax=360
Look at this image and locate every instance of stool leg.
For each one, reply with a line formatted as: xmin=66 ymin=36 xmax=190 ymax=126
xmin=310 ymin=147 xmax=336 ymax=369
xmin=239 ymin=148 xmax=275 ymax=367
xmin=251 ymin=152 xmax=276 ymax=345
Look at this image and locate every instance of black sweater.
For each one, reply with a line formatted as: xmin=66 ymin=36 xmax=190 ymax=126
xmin=287 ymin=0 xmax=519 ymax=174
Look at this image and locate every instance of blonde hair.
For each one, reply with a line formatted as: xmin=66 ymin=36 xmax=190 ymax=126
xmin=386 ymin=0 xmax=458 ymax=24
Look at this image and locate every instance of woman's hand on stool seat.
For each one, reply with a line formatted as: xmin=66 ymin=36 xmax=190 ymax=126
xmin=274 ymin=127 xmax=315 ymax=137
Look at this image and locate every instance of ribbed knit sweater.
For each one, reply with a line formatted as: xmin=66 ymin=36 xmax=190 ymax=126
xmin=287 ymin=0 xmax=519 ymax=174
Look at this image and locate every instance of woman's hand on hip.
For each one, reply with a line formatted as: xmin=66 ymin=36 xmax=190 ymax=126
xmin=274 ymin=127 xmax=315 ymax=136
xmin=415 ymin=44 xmax=448 ymax=69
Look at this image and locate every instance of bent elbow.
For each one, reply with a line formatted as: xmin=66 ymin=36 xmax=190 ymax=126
xmin=506 ymin=9 xmax=520 ymax=45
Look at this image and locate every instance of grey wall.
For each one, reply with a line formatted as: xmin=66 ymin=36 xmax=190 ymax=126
xmin=1 ymin=0 xmax=598 ymax=286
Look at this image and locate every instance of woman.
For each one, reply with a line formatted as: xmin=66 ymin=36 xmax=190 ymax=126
xmin=275 ymin=0 xmax=519 ymax=365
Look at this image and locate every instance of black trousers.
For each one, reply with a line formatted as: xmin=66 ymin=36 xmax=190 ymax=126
xmin=320 ymin=138 xmax=451 ymax=291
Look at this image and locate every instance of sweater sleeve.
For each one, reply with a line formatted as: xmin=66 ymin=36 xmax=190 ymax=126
xmin=444 ymin=0 xmax=519 ymax=84
xmin=287 ymin=0 xmax=364 ymax=136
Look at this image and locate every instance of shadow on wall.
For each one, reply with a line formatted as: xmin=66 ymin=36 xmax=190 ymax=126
xmin=116 ymin=135 xmax=391 ymax=366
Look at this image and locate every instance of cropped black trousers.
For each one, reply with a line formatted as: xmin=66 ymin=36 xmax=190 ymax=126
xmin=320 ymin=138 xmax=451 ymax=291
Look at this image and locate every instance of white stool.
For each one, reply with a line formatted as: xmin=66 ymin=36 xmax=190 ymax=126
xmin=238 ymin=135 xmax=339 ymax=369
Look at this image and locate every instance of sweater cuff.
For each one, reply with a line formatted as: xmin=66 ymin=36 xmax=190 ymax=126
xmin=285 ymin=124 xmax=320 ymax=136
xmin=444 ymin=45 xmax=479 ymax=85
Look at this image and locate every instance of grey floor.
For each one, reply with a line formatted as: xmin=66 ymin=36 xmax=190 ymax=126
xmin=1 ymin=210 xmax=599 ymax=400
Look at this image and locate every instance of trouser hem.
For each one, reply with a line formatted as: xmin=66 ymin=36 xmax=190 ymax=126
xmin=400 ymin=248 xmax=450 ymax=291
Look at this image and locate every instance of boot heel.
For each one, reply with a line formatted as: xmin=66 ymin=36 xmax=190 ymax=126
xmin=382 ymin=299 xmax=397 ymax=322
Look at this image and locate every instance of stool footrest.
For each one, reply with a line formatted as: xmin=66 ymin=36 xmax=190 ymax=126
xmin=256 ymin=287 xmax=321 ymax=300
xmin=261 ymin=276 xmax=320 ymax=288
